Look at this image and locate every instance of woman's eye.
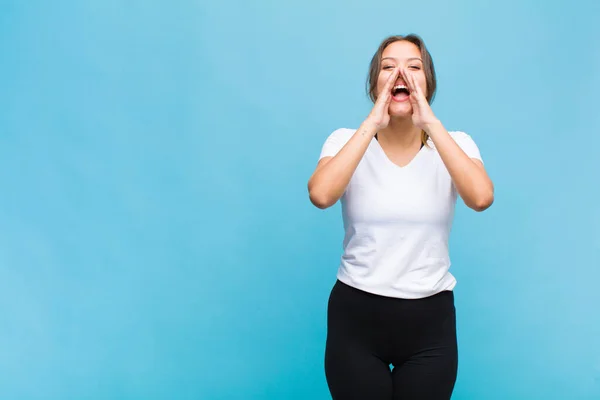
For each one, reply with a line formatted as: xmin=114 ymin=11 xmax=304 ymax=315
xmin=383 ymin=66 xmax=395 ymax=70
xmin=409 ymin=66 xmax=421 ymax=70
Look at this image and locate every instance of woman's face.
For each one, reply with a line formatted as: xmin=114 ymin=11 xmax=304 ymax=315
xmin=376 ymin=40 xmax=428 ymax=118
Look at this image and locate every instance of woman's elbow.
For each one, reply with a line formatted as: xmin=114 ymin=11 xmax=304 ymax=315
xmin=307 ymin=181 xmax=336 ymax=209
xmin=470 ymin=190 xmax=494 ymax=212
xmin=309 ymin=190 xmax=336 ymax=209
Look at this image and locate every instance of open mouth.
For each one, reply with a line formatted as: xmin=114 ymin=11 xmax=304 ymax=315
xmin=392 ymin=85 xmax=410 ymax=96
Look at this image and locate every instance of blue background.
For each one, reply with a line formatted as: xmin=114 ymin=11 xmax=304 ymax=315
xmin=1 ymin=1 xmax=599 ymax=399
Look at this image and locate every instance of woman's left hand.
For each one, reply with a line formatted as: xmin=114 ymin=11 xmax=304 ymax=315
xmin=401 ymin=69 xmax=441 ymax=131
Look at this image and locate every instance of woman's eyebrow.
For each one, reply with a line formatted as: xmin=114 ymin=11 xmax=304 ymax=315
xmin=381 ymin=57 xmax=423 ymax=63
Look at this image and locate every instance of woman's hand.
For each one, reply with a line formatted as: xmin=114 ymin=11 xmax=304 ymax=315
xmin=366 ymin=66 xmax=402 ymax=131
xmin=401 ymin=68 xmax=441 ymax=131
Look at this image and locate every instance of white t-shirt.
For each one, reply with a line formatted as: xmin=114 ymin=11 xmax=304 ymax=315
xmin=319 ymin=128 xmax=483 ymax=299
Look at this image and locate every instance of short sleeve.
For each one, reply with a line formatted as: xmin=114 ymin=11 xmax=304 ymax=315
xmin=319 ymin=128 xmax=355 ymax=160
xmin=450 ymin=131 xmax=483 ymax=163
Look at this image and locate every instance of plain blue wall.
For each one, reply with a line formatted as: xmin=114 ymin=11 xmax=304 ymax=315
xmin=1 ymin=1 xmax=599 ymax=399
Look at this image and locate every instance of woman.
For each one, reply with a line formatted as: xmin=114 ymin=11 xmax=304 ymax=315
xmin=307 ymin=34 xmax=494 ymax=399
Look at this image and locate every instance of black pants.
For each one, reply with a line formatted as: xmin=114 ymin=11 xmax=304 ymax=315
xmin=325 ymin=280 xmax=458 ymax=399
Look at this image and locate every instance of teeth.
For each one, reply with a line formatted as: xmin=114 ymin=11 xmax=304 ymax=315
xmin=393 ymin=85 xmax=408 ymax=90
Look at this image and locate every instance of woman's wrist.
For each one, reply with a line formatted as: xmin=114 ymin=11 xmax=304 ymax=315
xmin=359 ymin=118 xmax=379 ymax=138
xmin=422 ymin=119 xmax=444 ymax=138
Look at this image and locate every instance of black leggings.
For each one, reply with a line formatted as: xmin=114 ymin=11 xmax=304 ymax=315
xmin=325 ymin=280 xmax=458 ymax=399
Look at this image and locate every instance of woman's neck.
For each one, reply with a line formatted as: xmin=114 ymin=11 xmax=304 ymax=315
xmin=377 ymin=117 xmax=422 ymax=149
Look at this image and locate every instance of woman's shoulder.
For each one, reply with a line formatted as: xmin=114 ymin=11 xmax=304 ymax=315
xmin=321 ymin=127 xmax=356 ymax=148
xmin=427 ymin=130 xmax=477 ymax=148
xmin=327 ymin=128 xmax=356 ymax=140
xmin=448 ymin=130 xmax=475 ymax=142
xmin=428 ymin=130 xmax=483 ymax=161
xmin=319 ymin=128 xmax=357 ymax=159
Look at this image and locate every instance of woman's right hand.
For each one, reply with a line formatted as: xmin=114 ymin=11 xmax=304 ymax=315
xmin=307 ymin=67 xmax=401 ymax=209
xmin=366 ymin=66 xmax=401 ymax=131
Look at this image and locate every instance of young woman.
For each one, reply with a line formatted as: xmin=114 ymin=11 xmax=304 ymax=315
xmin=308 ymin=34 xmax=494 ymax=399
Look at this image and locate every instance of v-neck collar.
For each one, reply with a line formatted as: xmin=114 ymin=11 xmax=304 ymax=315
xmin=371 ymin=137 xmax=427 ymax=170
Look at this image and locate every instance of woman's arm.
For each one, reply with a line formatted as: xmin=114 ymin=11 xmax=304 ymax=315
xmin=308 ymin=121 xmax=376 ymax=209
xmin=308 ymin=66 xmax=402 ymax=209
xmin=402 ymin=68 xmax=494 ymax=212
xmin=426 ymin=123 xmax=494 ymax=211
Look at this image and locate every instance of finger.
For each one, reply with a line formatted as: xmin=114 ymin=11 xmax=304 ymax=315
xmin=401 ymin=68 xmax=414 ymax=93
xmin=401 ymin=69 xmax=418 ymax=106
xmin=406 ymin=72 xmax=423 ymax=107
xmin=385 ymin=93 xmax=393 ymax=110
xmin=405 ymin=68 xmax=419 ymax=96
xmin=409 ymin=90 xmax=418 ymax=104
xmin=404 ymin=69 xmax=416 ymax=95
xmin=382 ymin=66 xmax=401 ymax=96
xmin=411 ymin=72 xmax=425 ymax=99
xmin=376 ymin=67 xmax=399 ymax=108
xmin=376 ymin=87 xmax=390 ymax=109
xmin=384 ymin=84 xmax=393 ymax=104
xmin=391 ymin=65 xmax=402 ymax=84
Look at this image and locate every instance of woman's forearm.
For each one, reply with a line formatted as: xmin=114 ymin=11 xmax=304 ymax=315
xmin=426 ymin=121 xmax=494 ymax=211
xmin=308 ymin=120 xmax=377 ymax=209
